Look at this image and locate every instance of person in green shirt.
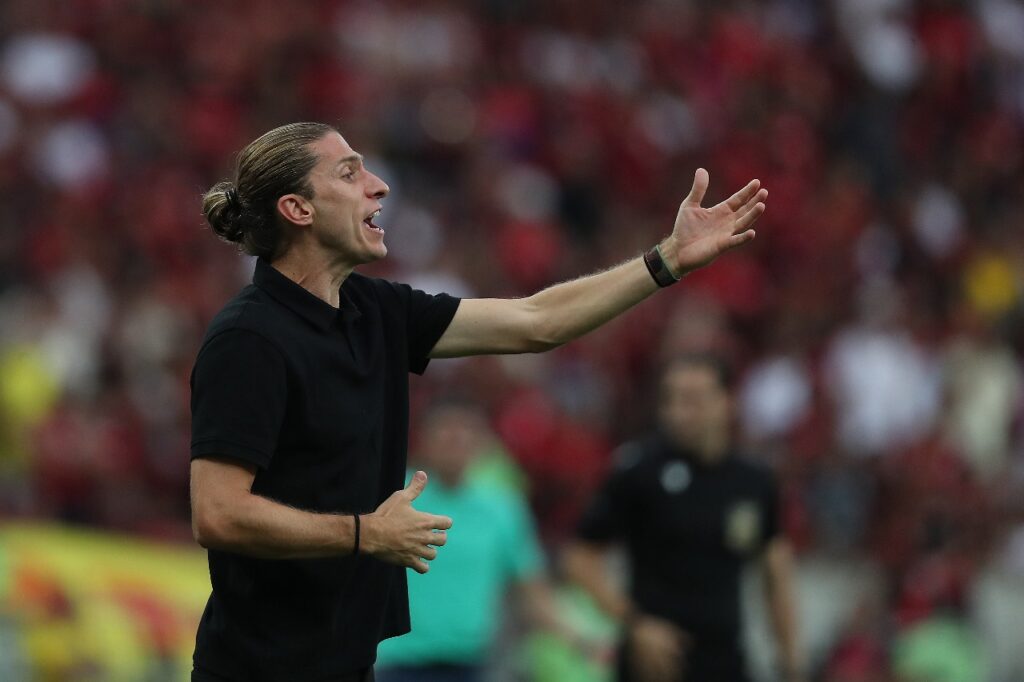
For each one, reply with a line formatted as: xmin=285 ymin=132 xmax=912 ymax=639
xmin=375 ymin=401 xmax=573 ymax=682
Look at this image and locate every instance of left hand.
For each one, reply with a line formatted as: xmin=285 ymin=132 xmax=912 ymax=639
xmin=661 ymin=169 xmax=767 ymax=276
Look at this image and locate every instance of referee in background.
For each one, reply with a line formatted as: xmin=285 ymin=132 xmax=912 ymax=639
xmin=189 ymin=121 xmax=767 ymax=681
xmin=565 ymin=355 xmax=803 ymax=682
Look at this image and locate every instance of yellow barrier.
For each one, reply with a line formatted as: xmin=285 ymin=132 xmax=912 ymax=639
xmin=0 ymin=522 xmax=210 ymax=682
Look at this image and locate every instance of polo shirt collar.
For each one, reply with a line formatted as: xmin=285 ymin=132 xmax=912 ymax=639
xmin=253 ymin=258 xmax=355 ymax=331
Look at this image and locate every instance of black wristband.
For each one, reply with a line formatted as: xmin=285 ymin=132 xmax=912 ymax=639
xmin=351 ymin=513 xmax=360 ymax=556
xmin=643 ymin=244 xmax=681 ymax=287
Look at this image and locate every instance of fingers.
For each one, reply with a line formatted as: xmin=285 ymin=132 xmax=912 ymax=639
xmin=725 ymin=178 xmax=761 ymax=211
xmin=404 ymin=470 xmax=428 ymax=501
xmin=432 ymin=514 xmax=453 ymax=531
xmin=736 ymin=187 xmax=768 ymax=219
xmin=408 ymin=545 xmax=440 ymax=573
xmin=734 ymin=200 xmax=765 ymax=233
xmin=726 ymin=229 xmax=756 ymax=249
xmin=682 ymin=168 xmax=709 ymax=207
xmin=427 ymin=530 xmax=448 ymax=547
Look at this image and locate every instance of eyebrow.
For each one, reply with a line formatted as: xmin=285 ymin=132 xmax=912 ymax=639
xmin=334 ymin=153 xmax=364 ymax=170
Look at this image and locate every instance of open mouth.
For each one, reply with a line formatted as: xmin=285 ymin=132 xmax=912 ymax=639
xmin=363 ymin=208 xmax=384 ymax=234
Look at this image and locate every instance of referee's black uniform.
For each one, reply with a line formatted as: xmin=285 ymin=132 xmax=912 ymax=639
xmin=189 ymin=259 xmax=460 ymax=682
xmin=576 ymin=433 xmax=780 ymax=682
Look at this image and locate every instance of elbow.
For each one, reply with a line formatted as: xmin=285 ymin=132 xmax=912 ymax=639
xmin=191 ymin=510 xmax=218 ymax=549
xmin=525 ymin=308 xmax=567 ymax=353
xmin=191 ymin=502 xmax=237 ymax=550
xmin=523 ymin=336 xmax=562 ymax=354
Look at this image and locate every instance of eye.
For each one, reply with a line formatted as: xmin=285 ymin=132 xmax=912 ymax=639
xmin=341 ymin=169 xmax=356 ymax=180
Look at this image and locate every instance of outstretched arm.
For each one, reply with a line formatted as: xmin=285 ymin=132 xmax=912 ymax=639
xmin=430 ymin=170 xmax=766 ymax=358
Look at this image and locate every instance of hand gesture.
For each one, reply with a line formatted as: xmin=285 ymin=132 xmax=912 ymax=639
xmin=362 ymin=471 xmax=452 ymax=574
xmin=664 ymin=169 xmax=767 ymax=275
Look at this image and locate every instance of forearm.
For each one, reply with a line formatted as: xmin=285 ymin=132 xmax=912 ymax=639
xmin=764 ymin=544 xmax=802 ymax=675
xmin=519 ymin=578 xmax=571 ymax=635
xmin=526 ymin=248 xmax=667 ymax=349
xmin=195 ymin=492 xmax=356 ymax=559
xmin=563 ymin=543 xmax=636 ymax=625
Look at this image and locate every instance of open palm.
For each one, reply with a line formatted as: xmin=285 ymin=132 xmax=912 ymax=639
xmin=670 ymin=168 xmax=767 ymax=274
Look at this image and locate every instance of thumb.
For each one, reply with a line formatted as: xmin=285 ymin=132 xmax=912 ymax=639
xmin=683 ymin=168 xmax=709 ymax=207
xmin=404 ymin=470 xmax=428 ymax=501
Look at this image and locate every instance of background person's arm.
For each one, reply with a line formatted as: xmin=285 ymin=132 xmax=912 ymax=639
xmin=562 ymin=541 xmax=637 ymax=626
xmin=190 ymin=458 xmax=451 ymax=573
xmin=430 ymin=170 xmax=766 ymax=358
xmin=514 ymin=576 xmax=592 ymax=653
xmin=762 ymin=538 xmax=805 ymax=682
xmin=564 ymin=541 xmax=689 ymax=682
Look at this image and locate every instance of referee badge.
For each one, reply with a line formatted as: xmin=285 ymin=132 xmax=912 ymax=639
xmin=725 ymin=500 xmax=761 ymax=553
xmin=660 ymin=461 xmax=692 ymax=494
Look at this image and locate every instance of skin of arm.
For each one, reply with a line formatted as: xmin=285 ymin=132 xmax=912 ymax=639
xmin=515 ymin=575 xmax=593 ymax=650
xmin=190 ymin=457 xmax=451 ymax=573
xmin=563 ymin=541 xmax=688 ymax=682
xmin=762 ymin=538 xmax=804 ymax=681
xmin=562 ymin=541 xmax=637 ymax=625
xmin=430 ymin=170 xmax=766 ymax=358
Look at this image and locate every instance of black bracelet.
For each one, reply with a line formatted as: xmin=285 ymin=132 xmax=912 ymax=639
xmin=351 ymin=513 xmax=360 ymax=556
xmin=643 ymin=243 xmax=681 ymax=287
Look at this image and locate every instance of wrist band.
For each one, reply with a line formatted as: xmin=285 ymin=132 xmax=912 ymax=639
xmin=351 ymin=513 xmax=360 ymax=556
xmin=643 ymin=243 xmax=681 ymax=287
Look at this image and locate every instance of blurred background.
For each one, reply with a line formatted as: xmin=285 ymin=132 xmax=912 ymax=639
xmin=1 ymin=0 xmax=1023 ymax=680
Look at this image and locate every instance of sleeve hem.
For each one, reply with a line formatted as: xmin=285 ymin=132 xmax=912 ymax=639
xmin=191 ymin=439 xmax=273 ymax=469
xmin=410 ymin=296 xmax=461 ymax=375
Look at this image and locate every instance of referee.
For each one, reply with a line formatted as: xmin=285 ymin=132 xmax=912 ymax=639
xmin=188 ymin=122 xmax=767 ymax=682
xmin=564 ymin=355 xmax=803 ymax=682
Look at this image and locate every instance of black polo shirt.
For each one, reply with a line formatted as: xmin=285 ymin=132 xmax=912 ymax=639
xmin=189 ymin=258 xmax=460 ymax=681
xmin=576 ymin=433 xmax=779 ymax=640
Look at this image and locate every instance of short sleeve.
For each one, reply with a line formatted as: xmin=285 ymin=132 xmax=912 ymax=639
xmin=190 ymin=329 xmax=287 ymax=469
xmin=403 ymin=286 xmax=461 ymax=375
xmin=574 ymin=444 xmax=641 ymax=543
xmin=500 ymin=493 xmax=544 ymax=581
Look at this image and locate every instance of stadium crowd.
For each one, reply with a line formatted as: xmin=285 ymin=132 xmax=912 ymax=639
xmin=1 ymin=0 xmax=1023 ymax=680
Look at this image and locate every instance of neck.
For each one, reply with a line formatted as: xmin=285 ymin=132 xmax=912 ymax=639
xmin=696 ymin=433 xmax=730 ymax=464
xmin=271 ymin=248 xmax=354 ymax=308
xmin=669 ymin=431 xmax=730 ymax=465
xmin=436 ymin=469 xmax=464 ymax=489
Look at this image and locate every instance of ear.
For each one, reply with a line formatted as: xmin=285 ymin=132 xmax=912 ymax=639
xmin=277 ymin=194 xmax=314 ymax=227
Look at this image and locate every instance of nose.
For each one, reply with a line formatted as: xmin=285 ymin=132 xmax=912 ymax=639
xmin=367 ymin=171 xmax=389 ymax=200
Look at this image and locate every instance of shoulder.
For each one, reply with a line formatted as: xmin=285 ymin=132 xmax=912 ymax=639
xmin=197 ymin=286 xmax=287 ymax=359
xmin=342 ymin=273 xmax=414 ymax=315
xmin=608 ymin=436 xmax=663 ymax=478
xmin=345 ymin=272 xmax=403 ymax=299
xmin=461 ymin=481 xmax=523 ymax=513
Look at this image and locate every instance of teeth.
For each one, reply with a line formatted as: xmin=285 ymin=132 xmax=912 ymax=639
xmin=366 ymin=209 xmax=381 ymax=221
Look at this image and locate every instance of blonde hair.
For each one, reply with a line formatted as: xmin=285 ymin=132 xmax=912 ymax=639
xmin=202 ymin=122 xmax=335 ymax=260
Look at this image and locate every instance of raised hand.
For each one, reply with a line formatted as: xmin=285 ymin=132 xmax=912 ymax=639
xmin=662 ymin=169 xmax=767 ymax=276
xmin=361 ymin=471 xmax=452 ymax=574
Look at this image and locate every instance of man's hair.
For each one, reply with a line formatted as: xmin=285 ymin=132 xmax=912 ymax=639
xmin=202 ymin=122 xmax=335 ymax=261
xmin=660 ymin=352 xmax=735 ymax=391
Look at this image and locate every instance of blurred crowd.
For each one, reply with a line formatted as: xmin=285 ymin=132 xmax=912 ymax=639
xmin=1 ymin=0 xmax=1023 ymax=680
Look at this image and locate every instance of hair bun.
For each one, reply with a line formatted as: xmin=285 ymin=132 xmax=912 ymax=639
xmin=202 ymin=182 xmax=245 ymax=244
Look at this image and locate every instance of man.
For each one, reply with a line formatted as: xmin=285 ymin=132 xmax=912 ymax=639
xmin=375 ymin=401 xmax=575 ymax=682
xmin=564 ymin=356 xmax=803 ymax=682
xmin=189 ymin=121 xmax=767 ymax=681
